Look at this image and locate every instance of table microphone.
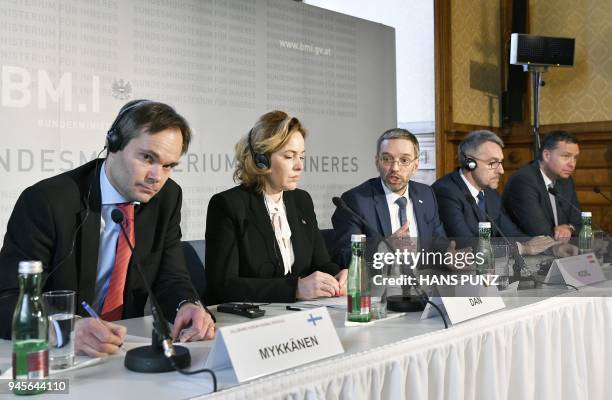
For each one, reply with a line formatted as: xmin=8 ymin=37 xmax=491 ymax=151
xmin=111 ymin=208 xmax=191 ymax=373
xmin=332 ymin=197 xmax=449 ymax=328
xmin=546 ymin=186 xmax=583 ymax=215
xmin=464 ymin=194 xmax=530 ymax=285
xmin=593 ymin=186 xmax=612 ymax=205
xmin=548 ymin=187 xmax=609 ymax=237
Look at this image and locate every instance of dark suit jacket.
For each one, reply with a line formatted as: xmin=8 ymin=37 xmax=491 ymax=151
xmin=205 ymin=185 xmax=341 ymax=304
xmin=331 ymin=178 xmax=447 ymax=267
xmin=432 ymin=169 xmax=526 ymax=247
xmin=0 ymin=159 xmax=198 ymax=339
xmin=502 ymin=160 xmax=581 ymax=237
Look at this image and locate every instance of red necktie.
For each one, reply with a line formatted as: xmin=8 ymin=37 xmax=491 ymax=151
xmin=101 ymin=203 xmax=135 ymax=321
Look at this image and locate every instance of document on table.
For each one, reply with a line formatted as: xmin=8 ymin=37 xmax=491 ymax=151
xmin=298 ymin=296 xmax=347 ymax=309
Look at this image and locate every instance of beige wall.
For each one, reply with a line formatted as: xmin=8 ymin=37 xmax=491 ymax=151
xmin=451 ymin=0 xmax=502 ymax=127
xmin=531 ymin=0 xmax=612 ymax=124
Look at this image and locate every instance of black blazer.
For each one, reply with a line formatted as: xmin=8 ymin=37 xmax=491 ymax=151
xmin=330 ymin=178 xmax=447 ymax=267
xmin=432 ymin=169 xmax=526 ymax=247
xmin=502 ymin=160 xmax=581 ymax=237
xmin=0 ymin=159 xmax=198 ymax=339
xmin=205 ymin=185 xmax=341 ymax=304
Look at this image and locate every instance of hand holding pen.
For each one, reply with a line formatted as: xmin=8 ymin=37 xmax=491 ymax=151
xmin=76 ymin=301 xmax=127 ymax=357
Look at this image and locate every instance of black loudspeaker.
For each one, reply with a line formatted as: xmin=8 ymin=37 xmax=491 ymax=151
xmin=247 ymin=128 xmax=270 ymax=169
xmin=510 ymin=34 xmax=575 ymax=67
xmin=106 ymin=100 xmax=150 ymax=153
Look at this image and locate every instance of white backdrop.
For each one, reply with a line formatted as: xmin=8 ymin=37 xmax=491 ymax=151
xmin=0 ymin=0 xmax=397 ymax=243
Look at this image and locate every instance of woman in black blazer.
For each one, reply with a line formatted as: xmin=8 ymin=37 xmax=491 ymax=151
xmin=205 ymin=111 xmax=347 ymax=304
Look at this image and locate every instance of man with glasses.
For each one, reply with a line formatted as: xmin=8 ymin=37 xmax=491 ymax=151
xmin=432 ymin=130 xmax=556 ymax=255
xmin=502 ymin=130 xmax=581 ymax=239
xmin=331 ymin=128 xmax=447 ymax=266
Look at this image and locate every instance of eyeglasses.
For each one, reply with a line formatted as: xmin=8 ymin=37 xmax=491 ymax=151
xmin=379 ymin=155 xmax=418 ymax=167
xmin=470 ymin=156 xmax=503 ymax=170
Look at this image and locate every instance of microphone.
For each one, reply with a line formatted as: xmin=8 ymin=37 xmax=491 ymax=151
xmin=547 ymin=186 xmax=583 ymax=216
xmin=593 ymin=186 xmax=612 ymax=205
xmin=332 ymin=197 xmax=449 ymax=328
xmin=111 ymin=208 xmax=191 ymax=373
xmin=464 ymin=194 xmax=528 ymax=282
xmin=466 ymin=193 xmax=579 ymax=291
xmin=332 ymin=197 xmax=397 ymax=254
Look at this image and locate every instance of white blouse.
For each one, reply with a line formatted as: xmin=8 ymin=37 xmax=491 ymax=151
xmin=263 ymin=192 xmax=295 ymax=275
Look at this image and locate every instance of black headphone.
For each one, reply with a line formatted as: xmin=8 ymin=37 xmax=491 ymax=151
xmin=106 ymin=99 xmax=150 ymax=153
xmin=461 ymin=151 xmax=477 ymax=171
xmin=247 ymin=128 xmax=270 ymax=170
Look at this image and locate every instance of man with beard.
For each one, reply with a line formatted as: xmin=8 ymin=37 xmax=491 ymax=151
xmin=432 ymin=130 xmax=557 ymax=254
xmin=331 ymin=128 xmax=447 ymax=267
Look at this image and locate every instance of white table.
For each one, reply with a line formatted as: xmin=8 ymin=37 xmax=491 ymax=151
xmin=2 ymin=279 xmax=611 ymax=400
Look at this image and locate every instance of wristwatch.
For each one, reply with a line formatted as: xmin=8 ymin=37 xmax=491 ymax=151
xmin=176 ymin=299 xmax=203 ymax=312
xmin=567 ymin=224 xmax=576 ymax=232
xmin=176 ymin=299 xmax=216 ymax=322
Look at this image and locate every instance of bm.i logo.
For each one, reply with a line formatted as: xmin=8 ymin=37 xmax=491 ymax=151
xmin=1 ymin=65 xmax=100 ymax=112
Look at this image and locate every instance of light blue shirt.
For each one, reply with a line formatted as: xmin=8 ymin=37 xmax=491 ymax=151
xmin=92 ymin=162 xmax=130 ymax=312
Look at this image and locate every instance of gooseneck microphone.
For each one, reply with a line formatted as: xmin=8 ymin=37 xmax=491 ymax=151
xmin=468 ymin=194 xmax=578 ymax=291
xmin=546 ymin=186 xmax=583 ymax=215
xmin=464 ymin=194 xmax=528 ymax=283
xmin=332 ymin=197 xmax=449 ymax=328
xmin=548 ymin=186 xmax=608 ymax=236
xmin=111 ymin=210 xmax=174 ymax=351
xmin=593 ymin=186 xmax=612 ymax=205
xmin=111 ymin=209 xmax=217 ymax=390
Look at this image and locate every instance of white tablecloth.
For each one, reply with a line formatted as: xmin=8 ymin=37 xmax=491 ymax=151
xmin=202 ymin=296 xmax=612 ymax=400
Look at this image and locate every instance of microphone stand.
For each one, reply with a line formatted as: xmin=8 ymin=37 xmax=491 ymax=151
xmin=464 ymin=194 xmax=535 ymax=288
xmin=112 ymin=210 xmax=191 ymax=373
xmin=332 ymin=197 xmax=448 ymax=328
xmin=593 ymin=186 xmax=612 ymax=205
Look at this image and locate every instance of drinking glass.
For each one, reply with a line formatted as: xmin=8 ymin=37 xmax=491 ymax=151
xmin=43 ymin=290 xmax=75 ymax=369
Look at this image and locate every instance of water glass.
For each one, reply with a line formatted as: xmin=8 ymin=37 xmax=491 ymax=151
xmin=593 ymin=230 xmax=608 ymax=265
xmin=43 ymin=290 xmax=75 ymax=369
xmin=368 ymin=262 xmax=387 ymax=320
xmin=492 ymin=245 xmax=510 ymax=290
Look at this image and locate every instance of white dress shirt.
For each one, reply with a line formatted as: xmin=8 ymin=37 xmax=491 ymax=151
xmin=459 ymin=169 xmax=482 ymax=204
xmin=540 ymin=169 xmax=558 ymax=226
xmin=263 ymin=192 xmax=294 ymax=275
xmin=381 ymin=178 xmax=418 ymax=238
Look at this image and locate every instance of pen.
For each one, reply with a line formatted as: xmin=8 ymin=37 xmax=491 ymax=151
xmin=81 ymin=301 xmax=101 ymax=320
xmin=286 ymin=306 xmax=303 ymax=311
xmin=81 ymin=301 xmax=126 ymax=353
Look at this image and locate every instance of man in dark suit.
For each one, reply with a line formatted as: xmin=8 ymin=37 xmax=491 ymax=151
xmin=502 ymin=131 xmax=581 ymax=239
xmin=0 ymin=100 xmax=215 ymax=352
xmin=331 ymin=128 xmax=448 ymax=267
xmin=432 ymin=130 xmax=556 ymax=254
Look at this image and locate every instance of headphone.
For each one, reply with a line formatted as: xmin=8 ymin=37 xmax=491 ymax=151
xmin=106 ymin=99 xmax=151 ymax=153
xmin=247 ymin=128 xmax=271 ymax=170
xmin=460 ymin=151 xmax=477 ymax=171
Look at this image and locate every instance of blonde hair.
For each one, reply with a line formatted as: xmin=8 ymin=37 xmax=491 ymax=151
xmin=234 ymin=110 xmax=306 ymax=192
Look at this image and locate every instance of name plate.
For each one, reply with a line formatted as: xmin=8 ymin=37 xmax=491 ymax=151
xmin=545 ymin=252 xmax=605 ymax=287
xmin=421 ymin=283 xmax=505 ymax=325
xmin=204 ymin=307 xmax=344 ymax=383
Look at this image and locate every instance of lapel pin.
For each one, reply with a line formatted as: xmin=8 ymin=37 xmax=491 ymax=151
xmin=301 ymin=219 xmax=306 ymax=224
xmin=418 ymin=199 xmax=423 ymax=204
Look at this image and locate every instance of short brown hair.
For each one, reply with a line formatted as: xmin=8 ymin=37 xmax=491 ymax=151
xmin=233 ymin=111 xmax=306 ymax=192
xmin=376 ymin=128 xmax=420 ymax=155
xmin=110 ymin=99 xmax=192 ymax=154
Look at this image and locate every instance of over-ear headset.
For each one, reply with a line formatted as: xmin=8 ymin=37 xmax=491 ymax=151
xmin=106 ymin=99 xmax=150 ymax=153
xmin=247 ymin=128 xmax=271 ymax=170
xmin=460 ymin=151 xmax=477 ymax=171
